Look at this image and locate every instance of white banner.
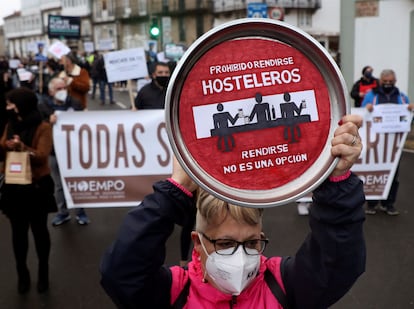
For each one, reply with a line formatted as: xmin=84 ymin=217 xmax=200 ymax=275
xmin=103 ymin=48 xmax=148 ymax=83
xmin=367 ymin=103 xmax=412 ymax=133
xmin=54 ymin=108 xmax=411 ymax=208
xmin=53 ymin=110 xmax=172 ymax=208
xmin=351 ymin=107 xmax=411 ymax=199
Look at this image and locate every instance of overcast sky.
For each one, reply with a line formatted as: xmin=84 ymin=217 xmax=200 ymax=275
xmin=0 ymin=1 xmax=22 ymax=25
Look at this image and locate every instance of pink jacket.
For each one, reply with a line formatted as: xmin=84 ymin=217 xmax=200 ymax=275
xmin=170 ymin=250 xmax=285 ymax=308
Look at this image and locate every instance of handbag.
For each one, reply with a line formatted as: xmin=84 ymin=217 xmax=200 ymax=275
xmin=4 ymin=151 xmax=32 ymax=185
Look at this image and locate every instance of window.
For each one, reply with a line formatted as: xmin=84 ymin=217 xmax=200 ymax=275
xmin=298 ymin=9 xmax=312 ymax=27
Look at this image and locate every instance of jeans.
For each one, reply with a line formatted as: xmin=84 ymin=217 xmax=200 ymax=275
xmin=49 ymin=155 xmax=66 ymax=213
xmin=49 ymin=155 xmax=85 ymax=216
xmin=91 ymin=78 xmax=99 ymax=98
xmin=99 ymin=80 xmax=113 ymax=103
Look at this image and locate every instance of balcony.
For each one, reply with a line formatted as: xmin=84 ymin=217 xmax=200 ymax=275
xmin=115 ymin=0 xmax=210 ymax=20
xmin=212 ymin=0 xmax=321 ymax=13
xmin=273 ymin=0 xmax=321 ymax=9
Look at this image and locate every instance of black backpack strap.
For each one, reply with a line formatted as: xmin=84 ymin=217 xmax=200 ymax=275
xmin=264 ymin=268 xmax=289 ymax=309
xmin=172 ymin=266 xmax=190 ymax=309
xmin=172 ymin=264 xmax=289 ymax=308
xmin=172 ymin=278 xmax=191 ymax=309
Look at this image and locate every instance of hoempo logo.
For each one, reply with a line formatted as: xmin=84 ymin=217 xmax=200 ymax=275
xmin=66 ymin=180 xmax=126 ymax=192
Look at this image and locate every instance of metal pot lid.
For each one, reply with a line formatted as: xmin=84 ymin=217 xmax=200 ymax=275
xmin=165 ymin=18 xmax=349 ymax=208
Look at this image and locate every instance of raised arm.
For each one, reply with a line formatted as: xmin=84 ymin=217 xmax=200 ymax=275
xmin=100 ymin=157 xmax=197 ymax=308
xmin=282 ymin=115 xmax=366 ymax=308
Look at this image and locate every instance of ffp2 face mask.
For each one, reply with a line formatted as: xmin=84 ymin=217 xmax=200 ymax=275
xmin=199 ymin=233 xmax=260 ymax=295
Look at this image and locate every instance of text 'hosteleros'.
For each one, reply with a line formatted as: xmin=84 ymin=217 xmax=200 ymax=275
xmin=203 ymin=57 xmax=300 ymax=95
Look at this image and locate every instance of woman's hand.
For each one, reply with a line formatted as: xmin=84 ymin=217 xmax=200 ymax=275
xmin=365 ymin=103 xmax=374 ymax=112
xmin=171 ymin=156 xmax=198 ymax=193
xmin=5 ymin=135 xmax=23 ymax=151
xmin=330 ymin=115 xmax=363 ymax=177
xmin=49 ymin=113 xmax=58 ymax=124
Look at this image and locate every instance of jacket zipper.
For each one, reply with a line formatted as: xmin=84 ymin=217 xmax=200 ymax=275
xmin=229 ymin=295 xmax=237 ymax=308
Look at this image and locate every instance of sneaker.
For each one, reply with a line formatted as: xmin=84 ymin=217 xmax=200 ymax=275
xmin=297 ymin=202 xmax=310 ymax=216
xmin=378 ymin=206 xmax=387 ymax=212
xmin=365 ymin=207 xmax=377 ymax=215
xmin=52 ymin=213 xmax=71 ymax=226
xmin=386 ymin=207 xmax=400 ymax=216
xmin=76 ymin=211 xmax=90 ymax=225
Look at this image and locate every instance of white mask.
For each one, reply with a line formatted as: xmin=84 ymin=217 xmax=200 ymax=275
xmin=199 ymin=233 xmax=260 ymax=295
xmin=54 ymin=89 xmax=68 ymax=102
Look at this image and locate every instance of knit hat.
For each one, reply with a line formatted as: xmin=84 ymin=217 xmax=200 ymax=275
xmin=6 ymin=87 xmax=38 ymax=117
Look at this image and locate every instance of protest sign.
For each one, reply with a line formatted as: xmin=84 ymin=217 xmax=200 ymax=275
xmin=367 ymin=104 xmax=412 ymax=133
xmin=166 ymin=18 xmax=349 ymax=207
xmin=97 ymin=38 xmax=115 ymax=51
xmin=16 ymin=68 xmax=33 ymax=81
xmin=8 ymin=59 xmax=21 ymax=69
xmin=53 ymin=109 xmax=408 ymax=208
xmin=84 ymin=41 xmax=94 ymax=53
xmin=351 ymin=107 xmax=411 ymax=199
xmin=103 ymin=48 xmax=148 ymax=83
xmin=53 ymin=110 xmax=171 ymax=208
xmin=48 ymin=40 xmax=71 ymax=59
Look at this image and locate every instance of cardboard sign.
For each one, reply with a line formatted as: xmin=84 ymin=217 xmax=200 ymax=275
xmin=103 ymin=48 xmax=148 ymax=83
xmin=48 ymin=40 xmax=71 ymax=59
xmin=367 ymin=104 xmax=412 ymax=133
xmin=166 ymin=18 xmax=349 ymax=207
xmin=16 ymin=68 xmax=33 ymax=81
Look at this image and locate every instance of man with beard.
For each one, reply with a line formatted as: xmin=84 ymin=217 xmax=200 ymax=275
xmin=362 ymin=69 xmax=414 ymax=216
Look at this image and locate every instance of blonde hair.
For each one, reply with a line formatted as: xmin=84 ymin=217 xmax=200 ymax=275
xmin=195 ymin=188 xmax=263 ymax=232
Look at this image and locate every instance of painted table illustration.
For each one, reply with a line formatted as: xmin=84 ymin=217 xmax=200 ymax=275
xmin=211 ymin=92 xmax=311 ymax=152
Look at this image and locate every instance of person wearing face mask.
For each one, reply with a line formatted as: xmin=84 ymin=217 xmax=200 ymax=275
xmin=350 ymin=65 xmax=379 ymax=107
xmin=0 ymin=64 xmax=13 ymax=138
xmin=38 ymin=77 xmax=91 ymax=226
xmin=133 ymin=61 xmax=171 ymax=110
xmin=100 ymin=115 xmax=366 ymax=308
xmin=0 ymin=87 xmax=57 ymax=294
xmin=362 ymin=69 xmax=413 ymax=216
xmin=58 ymin=53 xmax=90 ymax=110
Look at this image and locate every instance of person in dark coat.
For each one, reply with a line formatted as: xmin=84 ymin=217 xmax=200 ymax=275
xmin=133 ymin=62 xmax=170 ymax=110
xmin=0 ymin=87 xmax=57 ymax=294
xmin=38 ymin=77 xmax=90 ymax=226
xmin=350 ymin=65 xmax=379 ymax=107
xmin=0 ymin=63 xmax=13 ymax=137
xmin=100 ymin=115 xmax=366 ymax=309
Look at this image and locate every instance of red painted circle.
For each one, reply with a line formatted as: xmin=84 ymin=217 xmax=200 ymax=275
xmin=178 ymin=38 xmax=330 ymax=190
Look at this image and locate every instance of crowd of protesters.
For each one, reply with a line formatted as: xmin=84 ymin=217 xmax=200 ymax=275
xmin=0 ymin=46 xmax=410 ymax=303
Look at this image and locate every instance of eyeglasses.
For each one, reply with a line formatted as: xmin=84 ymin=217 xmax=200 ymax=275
xmin=199 ymin=232 xmax=268 ymax=256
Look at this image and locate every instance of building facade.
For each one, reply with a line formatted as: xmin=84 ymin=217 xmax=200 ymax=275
xmin=340 ymin=0 xmax=414 ymax=101
xmin=4 ymin=0 xmax=341 ymax=62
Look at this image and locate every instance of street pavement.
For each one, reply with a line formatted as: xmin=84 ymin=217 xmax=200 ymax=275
xmin=0 ymin=87 xmax=413 ymax=308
